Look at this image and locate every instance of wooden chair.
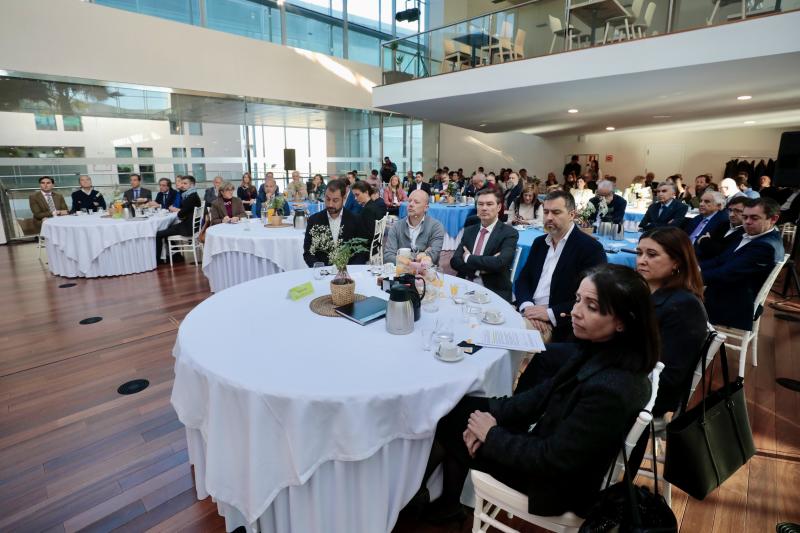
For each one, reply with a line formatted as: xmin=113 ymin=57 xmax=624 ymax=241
xmin=471 ymin=362 xmax=664 ymax=533
xmin=167 ymin=203 xmax=204 ymax=267
xmin=714 ymin=253 xmax=789 ymax=378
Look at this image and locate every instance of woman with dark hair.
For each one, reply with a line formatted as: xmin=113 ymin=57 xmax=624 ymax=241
xmin=237 ymin=173 xmax=257 ymax=213
xmin=423 ymin=264 xmax=658 ymax=524
xmin=636 ymin=226 xmax=707 ymax=416
xmin=352 ymin=181 xmax=386 ymax=236
xmin=545 ymin=172 xmax=559 ymax=188
xmin=507 ymin=185 xmax=542 ymax=226
xmin=307 ymin=173 xmax=326 ymax=199
xmin=564 ymin=172 xmax=577 ymax=191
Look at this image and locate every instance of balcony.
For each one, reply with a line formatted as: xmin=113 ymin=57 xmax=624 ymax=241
xmin=374 ymin=1 xmax=800 ymax=136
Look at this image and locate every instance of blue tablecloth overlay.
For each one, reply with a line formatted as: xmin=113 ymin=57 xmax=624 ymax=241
xmin=398 ymin=202 xmax=476 ymax=239
xmin=251 ymin=200 xmax=324 ymax=218
xmin=513 ymin=228 xmax=641 ymax=282
xmin=624 ymin=209 xmax=646 ymax=223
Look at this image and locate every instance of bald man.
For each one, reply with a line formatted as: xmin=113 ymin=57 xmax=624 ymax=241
xmin=588 ymin=180 xmax=626 ymax=225
xmin=384 ymin=189 xmax=445 ymax=265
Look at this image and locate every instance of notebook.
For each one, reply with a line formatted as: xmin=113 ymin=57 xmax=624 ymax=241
xmin=334 ymin=296 xmax=388 ymax=325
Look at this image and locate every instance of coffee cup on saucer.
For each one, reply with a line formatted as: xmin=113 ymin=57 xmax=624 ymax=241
xmin=437 ymin=341 xmax=462 ymax=362
xmin=483 ymin=309 xmax=504 ymax=324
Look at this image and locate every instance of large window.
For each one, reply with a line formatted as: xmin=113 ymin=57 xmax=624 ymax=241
xmin=137 ymin=147 xmax=155 ymax=183
xmin=115 ymin=146 xmax=133 ymax=183
xmin=191 ymin=147 xmax=207 ymax=180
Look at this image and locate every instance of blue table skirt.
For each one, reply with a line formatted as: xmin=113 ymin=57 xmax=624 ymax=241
xmin=398 ymin=202 xmax=476 ymax=239
xmin=251 ymin=200 xmax=324 ymax=217
xmin=513 ymin=228 xmax=640 ymax=282
xmin=624 ymin=210 xmax=646 ymax=223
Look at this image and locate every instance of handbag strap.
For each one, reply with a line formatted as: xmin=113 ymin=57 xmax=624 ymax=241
xmin=619 ymin=433 xmax=643 ymax=528
xmin=649 ymin=419 xmax=660 ymax=499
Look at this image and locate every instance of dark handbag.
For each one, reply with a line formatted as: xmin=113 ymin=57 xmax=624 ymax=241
xmin=663 ymin=339 xmax=755 ymax=500
xmin=579 ymin=422 xmax=677 ymax=533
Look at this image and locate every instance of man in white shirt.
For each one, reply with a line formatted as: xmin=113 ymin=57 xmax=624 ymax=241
xmin=514 ymin=190 xmax=607 ymax=341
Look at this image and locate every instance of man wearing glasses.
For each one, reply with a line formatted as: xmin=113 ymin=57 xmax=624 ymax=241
xmin=693 ymin=194 xmax=746 ymax=260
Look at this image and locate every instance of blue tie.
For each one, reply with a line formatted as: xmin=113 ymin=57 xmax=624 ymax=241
xmin=689 ymin=217 xmax=710 ymax=243
xmin=134 ymin=189 xmax=139 ymax=201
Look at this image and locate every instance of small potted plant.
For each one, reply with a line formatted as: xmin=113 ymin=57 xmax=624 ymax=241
xmin=383 ymin=43 xmax=415 ymax=85
xmin=309 ymin=225 xmax=368 ymax=306
xmin=446 ymin=181 xmax=459 ymax=203
xmin=577 ymin=203 xmax=596 ymax=234
xmin=267 ymin=196 xmax=285 ymax=226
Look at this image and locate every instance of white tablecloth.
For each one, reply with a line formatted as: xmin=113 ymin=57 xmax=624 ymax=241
xmin=41 ymin=212 xmax=177 ymax=278
xmin=171 ymin=266 xmax=526 ymax=532
xmin=202 ymin=219 xmax=307 ymax=292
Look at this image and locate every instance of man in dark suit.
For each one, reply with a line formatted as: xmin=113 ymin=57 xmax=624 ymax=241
xmin=694 ymin=194 xmax=744 ymax=260
xmin=562 ymin=155 xmax=581 ymax=180
xmin=203 ymin=175 xmax=223 ymax=205
xmin=123 ymin=174 xmax=152 ymax=204
xmin=70 ymin=174 xmax=106 ymax=213
xmin=683 ymin=190 xmax=727 ymax=242
xmin=151 ymin=178 xmax=179 ymax=210
xmin=503 ymin=172 xmax=523 ymax=209
xmin=155 ymin=175 xmax=202 ymax=264
xmin=450 ymin=188 xmax=519 ymax=302
xmin=515 ymin=190 xmax=607 ymax=342
xmin=589 ymin=180 xmax=626 ymax=225
xmin=639 ymin=182 xmax=688 ymax=230
xmin=408 ymin=171 xmax=431 ymax=195
xmin=462 ymin=173 xmax=486 ymax=198
xmin=303 ymin=179 xmax=368 ymax=267
xmin=701 ymin=198 xmax=785 ymax=331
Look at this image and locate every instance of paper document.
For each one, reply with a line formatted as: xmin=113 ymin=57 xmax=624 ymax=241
xmin=475 ymin=327 xmax=545 ymax=352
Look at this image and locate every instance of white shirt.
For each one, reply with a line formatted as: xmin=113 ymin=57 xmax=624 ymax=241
xmin=328 ymin=211 xmax=343 ymax=243
xmin=735 ymin=227 xmax=777 ymax=252
xmin=407 ymin=216 xmax=425 ymax=252
xmin=724 ymin=223 xmax=742 ymax=238
xmin=464 ymin=219 xmax=499 ymax=286
xmin=520 ymin=224 xmax=576 ymax=325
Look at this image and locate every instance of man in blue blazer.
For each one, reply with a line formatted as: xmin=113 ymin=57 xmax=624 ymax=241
xmin=683 ymin=191 xmax=727 ymax=243
xmin=343 ymin=171 xmax=363 ymax=215
xmin=515 ymin=190 xmax=607 ymax=341
xmin=693 ymin=194 xmax=744 ymax=260
xmin=450 ymin=188 xmax=519 ymax=302
xmin=589 ymin=180 xmax=626 ymax=225
xmin=701 ymin=198 xmax=784 ymax=331
xmin=639 ymin=182 xmax=688 ymax=230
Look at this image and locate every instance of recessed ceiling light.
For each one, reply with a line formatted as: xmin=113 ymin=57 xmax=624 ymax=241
xmin=606 ymin=126 xmax=615 ymax=131
xmin=737 ymin=95 xmax=752 ymax=101
xmin=744 ymin=120 xmax=757 ymax=125
xmin=653 ymin=115 xmax=671 ymax=119
xmin=479 ymin=123 xmax=487 ymax=127
xmin=568 ymin=109 xmax=579 ymax=114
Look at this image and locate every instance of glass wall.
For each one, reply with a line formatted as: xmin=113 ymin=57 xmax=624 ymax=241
xmin=93 ymin=0 xmax=429 ymax=67
xmin=0 ymin=76 xmax=438 ymax=239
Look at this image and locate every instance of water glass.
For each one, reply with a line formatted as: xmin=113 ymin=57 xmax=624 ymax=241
xmin=420 ymin=323 xmax=435 ymax=351
xmin=466 ymin=305 xmax=483 ymax=327
xmin=313 ymin=262 xmax=325 ymax=280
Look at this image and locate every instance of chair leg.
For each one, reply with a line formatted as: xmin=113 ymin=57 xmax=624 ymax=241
xmin=625 ymin=19 xmax=631 ymax=39
xmin=750 ymin=328 xmax=759 ymax=368
xmin=168 ymin=244 xmax=174 ymax=267
xmin=549 ymin=34 xmax=556 ymax=54
xmin=707 ymin=1 xmax=720 ymax=25
xmin=738 ymin=340 xmax=748 ymax=379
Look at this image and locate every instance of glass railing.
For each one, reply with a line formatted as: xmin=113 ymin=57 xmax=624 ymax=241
xmin=380 ymin=0 xmax=799 ymax=84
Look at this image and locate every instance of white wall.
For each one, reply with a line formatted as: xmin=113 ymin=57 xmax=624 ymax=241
xmin=439 ymin=123 xmax=791 ymax=187
xmin=0 ymin=0 xmax=381 ymax=112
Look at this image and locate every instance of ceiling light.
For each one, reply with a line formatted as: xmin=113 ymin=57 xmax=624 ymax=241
xmin=606 ymin=126 xmax=615 ymax=131
xmin=479 ymin=123 xmax=487 ymax=127
xmin=653 ymin=115 xmax=671 ymax=119
xmin=744 ymin=120 xmax=757 ymax=125
xmin=568 ymin=109 xmax=579 ymax=114
xmin=737 ymin=95 xmax=752 ymax=101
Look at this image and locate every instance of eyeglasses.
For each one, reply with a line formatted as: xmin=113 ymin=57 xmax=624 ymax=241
xmin=728 ymin=207 xmax=745 ymax=214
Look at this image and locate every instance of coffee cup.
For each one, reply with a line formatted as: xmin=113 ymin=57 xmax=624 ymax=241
xmin=397 ymin=248 xmax=412 ymax=259
xmin=484 ymin=309 xmax=503 ymax=323
xmin=437 ymin=341 xmax=460 ymax=361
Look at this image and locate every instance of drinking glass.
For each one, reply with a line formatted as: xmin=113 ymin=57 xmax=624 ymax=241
xmin=420 ymin=323 xmax=435 ymax=351
xmin=466 ymin=305 xmax=483 ymax=327
xmin=313 ymin=262 xmax=325 ymax=280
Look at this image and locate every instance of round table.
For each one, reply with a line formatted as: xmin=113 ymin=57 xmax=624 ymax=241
xmin=250 ymin=200 xmax=324 ymax=218
xmin=171 ymin=266 xmax=526 ymax=532
xmin=513 ymin=226 xmax=641 ymax=281
xmin=398 ymin=202 xmax=476 ymax=250
xmin=202 ymin=218 xmax=307 ymax=292
xmin=41 ymin=212 xmax=177 ymax=278
xmin=623 ymin=207 xmax=648 ymax=231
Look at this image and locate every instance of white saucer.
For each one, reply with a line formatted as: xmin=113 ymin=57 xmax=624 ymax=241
xmin=471 ymin=293 xmax=491 ymax=304
xmin=434 ymin=351 xmax=464 ymax=363
xmin=482 ymin=315 xmax=505 ymax=325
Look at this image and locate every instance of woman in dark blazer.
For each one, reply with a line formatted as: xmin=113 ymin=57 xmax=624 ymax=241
xmin=237 ymin=173 xmax=257 ymax=213
xmin=424 ymin=265 xmax=658 ymax=524
xmin=351 ymin=181 xmax=386 ymax=237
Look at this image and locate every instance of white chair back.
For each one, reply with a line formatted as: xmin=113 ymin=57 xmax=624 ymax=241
xmin=685 ymin=328 xmax=726 ymax=408
xmin=780 ymin=222 xmax=797 ymax=249
xmin=753 ymin=253 xmax=789 ymax=319
xmin=513 ymin=28 xmax=526 ymax=56
xmin=548 ymin=14 xmax=562 ymax=33
xmin=642 ymin=2 xmax=656 ymax=26
xmin=631 ymin=0 xmax=645 ymax=19
xmin=510 ymin=245 xmax=522 ymax=282
xmin=193 ymin=204 xmax=205 ymax=239
xmin=369 ymin=214 xmax=389 ymax=264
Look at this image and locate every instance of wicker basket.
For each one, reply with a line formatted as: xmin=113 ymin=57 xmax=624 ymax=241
xmin=268 ymin=215 xmax=284 ymax=226
xmin=330 ymin=279 xmax=356 ymax=306
xmin=579 ymin=226 xmax=594 ymax=235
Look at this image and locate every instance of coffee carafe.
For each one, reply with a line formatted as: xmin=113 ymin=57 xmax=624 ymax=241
xmin=392 ymin=273 xmax=425 ymax=321
xmin=385 ymin=285 xmax=414 ymax=335
xmin=293 ymin=208 xmax=307 ymax=230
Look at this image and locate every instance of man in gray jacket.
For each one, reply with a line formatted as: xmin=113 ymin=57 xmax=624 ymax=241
xmin=384 ymin=190 xmax=445 ymax=265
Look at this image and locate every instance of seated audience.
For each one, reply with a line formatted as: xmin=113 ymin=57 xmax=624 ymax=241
xmin=589 ymin=180 xmax=627 ymax=225
xmin=408 ymin=171 xmax=432 ymax=195
xmin=515 ymin=190 xmax=606 ymax=341
xmin=584 ymin=172 xmax=598 ymax=192
xmin=645 ymin=171 xmax=658 ymax=192
xmin=352 ymin=181 xmax=386 ymax=236
xmin=462 ymin=173 xmax=486 ymax=198
xmin=778 ymin=187 xmax=800 ymax=224
xmin=639 ymin=182 xmax=688 ymax=230
xmin=683 ymin=190 xmax=728 ymax=244
xmin=719 ymin=177 xmax=744 ymax=203
xmin=343 ymin=171 xmax=363 ymax=215
xmin=384 ymin=190 xmax=445 ymax=265
xmin=503 ymin=172 xmax=523 ymax=209
xmin=303 ymin=179 xmax=368 ymax=267
xmin=307 ymin=173 xmax=327 ymax=199
xmin=426 ymin=264 xmax=656 ymax=524
xmin=151 ymin=178 xmax=179 ymax=210
xmin=433 ymin=171 xmax=451 ymax=193
xmin=450 ymin=188 xmax=519 ymax=302
xmin=695 ymin=195 xmax=746 ymax=260
xmin=209 ymin=181 xmax=247 ymax=225
xmin=701 ymin=198 xmax=785 ymax=331
xmin=736 ymin=173 xmax=760 ymax=199
xmin=366 ymin=172 xmax=384 ymax=199
xmin=203 ymin=175 xmax=223 ymax=205
xmin=237 ymin=173 xmax=258 ymax=211
xmin=286 ymin=171 xmax=309 ymax=201
xmin=507 ymin=185 xmax=543 ymax=226
xmin=686 ymin=174 xmax=712 ymax=208
xmin=562 ymin=154 xmax=582 ymax=180
xmin=155 ymin=176 xmax=202 ymax=264
xmin=123 ymin=174 xmax=152 ymax=204
xmin=70 ymin=174 xmax=106 ymax=213
xmin=383 ymin=175 xmax=407 ymax=215
xmin=544 ymin=172 xmax=559 ymax=188
xmin=564 ymin=172 xmax=578 ymax=191
xmin=403 ymin=170 xmax=414 ymax=189
xmin=380 ymin=156 xmax=397 ymax=183
xmin=255 ymin=179 xmax=290 ymax=216
xmin=30 ymin=176 xmax=69 ymax=233
xmin=571 ymin=177 xmax=593 ymax=211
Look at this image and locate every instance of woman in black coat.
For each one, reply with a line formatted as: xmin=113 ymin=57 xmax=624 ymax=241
xmin=351 ymin=181 xmax=386 ymax=237
xmin=425 ymin=265 xmax=659 ymax=524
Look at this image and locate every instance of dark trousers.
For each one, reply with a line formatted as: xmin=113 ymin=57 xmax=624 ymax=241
xmin=155 ymin=223 xmax=189 ymax=261
xmin=434 ymin=396 xmax=529 ymax=506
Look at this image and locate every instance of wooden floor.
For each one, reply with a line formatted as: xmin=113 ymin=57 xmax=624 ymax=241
xmin=0 ymin=243 xmax=798 ymax=533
